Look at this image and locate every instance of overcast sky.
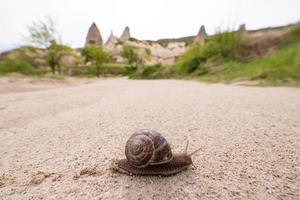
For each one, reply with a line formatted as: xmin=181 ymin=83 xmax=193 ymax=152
xmin=0 ymin=0 xmax=299 ymax=52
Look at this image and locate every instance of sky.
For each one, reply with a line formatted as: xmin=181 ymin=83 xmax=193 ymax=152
xmin=0 ymin=0 xmax=299 ymax=52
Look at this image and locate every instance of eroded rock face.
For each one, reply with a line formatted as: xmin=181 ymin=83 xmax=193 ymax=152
xmin=85 ymin=23 xmax=103 ymax=46
xmin=238 ymin=24 xmax=246 ymax=32
xmin=194 ymin=25 xmax=207 ymax=45
xmin=105 ymin=31 xmax=119 ymax=47
xmin=120 ymin=26 xmax=131 ymax=42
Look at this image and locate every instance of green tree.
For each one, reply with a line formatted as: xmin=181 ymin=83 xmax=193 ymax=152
xmin=81 ymin=45 xmax=109 ymax=77
xmin=26 ymin=16 xmax=71 ymax=74
xmin=27 ymin=16 xmax=60 ymax=48
xmin=47 ymin=40 xmax=72 ymax=74
xmin=121 ymin=46 xmax=141 ymax=68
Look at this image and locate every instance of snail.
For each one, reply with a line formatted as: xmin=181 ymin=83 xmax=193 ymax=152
xmin=112 ymin=129 xmax=201 ymax=176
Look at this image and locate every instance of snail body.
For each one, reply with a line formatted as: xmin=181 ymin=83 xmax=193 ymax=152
xmin=112 ymin=129 xmax=200 ymax=176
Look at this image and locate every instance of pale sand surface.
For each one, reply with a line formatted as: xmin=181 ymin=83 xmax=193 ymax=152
xmin=0 ymin=78 xmax=299 ymax=199
xmin=0 ymin=75 xmax=94 ymax=94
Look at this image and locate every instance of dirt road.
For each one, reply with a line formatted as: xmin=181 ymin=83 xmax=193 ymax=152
xmin=0 ymin=78 xmax=299 ymax=199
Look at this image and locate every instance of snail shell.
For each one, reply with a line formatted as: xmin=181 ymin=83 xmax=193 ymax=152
xmin=125 ymin=129 xmax=173 ymax=168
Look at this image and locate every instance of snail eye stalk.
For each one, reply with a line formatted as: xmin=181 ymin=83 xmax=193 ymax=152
xmin=188 ymin=148 xmax=201 ymax=157
xmin=184 ymin=140 xmax=189 ymax=154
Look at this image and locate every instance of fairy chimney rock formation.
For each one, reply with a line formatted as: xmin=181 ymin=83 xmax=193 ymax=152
xmin=120 ymin=26 xmax=131 ymax=42
xmin=85 ymin=22 xmax=103 ymax=46
xmin=238 ymin=24 xmax=247 ymax=39
xmin=105 ymin=31 xmax=119 ymax=46
xmin=194 ymin=25 xmax=207 ymax=44
xmin=238 ymin=24 xmax=246 ymax=32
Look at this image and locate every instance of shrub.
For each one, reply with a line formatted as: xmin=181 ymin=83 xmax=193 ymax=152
xmin=200 ymin=43 xmax=300 ymax=85
xmin=174 ymin=31 xmax=242 ymax=74
xmin=286 ymin=24 xmax=300 ymax=44
xmin=81 ymin=45 xmax=110 ymax=77
xmin=47 ymin=42 xmax=75 ymax=73
xmin=65 ymin=65 xmax=126 ymax=77
xmin=0 ymin=47 xmax=48 ymax=75
xmin=121 ymin=46 xmax=141 ymax=68
xmin=128 ymin=64 xmax=174 ymax=79
xmin=145 ymin=48 xmax=151 ymax=56
xmin=0 ymin=59 xmax=42 ymax=75
xmin=129 ymin=37 xmax=138 ymax=42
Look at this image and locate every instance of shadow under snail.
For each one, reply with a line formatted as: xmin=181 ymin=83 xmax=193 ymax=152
xmin=112 ymin=129 xmax=201 ymax=176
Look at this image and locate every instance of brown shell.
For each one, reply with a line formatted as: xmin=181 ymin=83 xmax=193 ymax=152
xmin=125 ymin=129 xmax=173 ymax=168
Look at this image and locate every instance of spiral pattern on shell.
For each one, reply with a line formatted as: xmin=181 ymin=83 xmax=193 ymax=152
xmin=125 ymin=129 xmax=173 ymax=168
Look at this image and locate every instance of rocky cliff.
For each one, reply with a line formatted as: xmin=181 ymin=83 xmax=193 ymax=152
xmin=85 ymin=23 xmax=103 ymax=46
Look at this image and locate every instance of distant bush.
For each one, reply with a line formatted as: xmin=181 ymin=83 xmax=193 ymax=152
xmin=65 ymin=64 xmax=127 ymax=77
xmin=0 ymin=59 xmax=44 ymax=75
xmin=128 ymin=64 xmax=174 ymax=79
xmin=286 ymin=24 xmax=300 ymax=44
xmin=121 ymin=46 xmax=141 ymax=68
xmin=129 ymin=37 xmax=138 ymax=42
xmin=0 ymin=47 xmax=48 ymax=75
xmin=145 ymin=48 xmax=151 ymax=56
xmin=122 ymin=66 xmax=137 ymax=77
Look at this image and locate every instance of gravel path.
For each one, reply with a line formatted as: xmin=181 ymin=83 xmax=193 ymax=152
xmin=0 ymin=78 xmax=299 ymax=199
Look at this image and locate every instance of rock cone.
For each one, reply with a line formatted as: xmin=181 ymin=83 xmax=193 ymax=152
xmin=194 ymin=25 xmax=207 ymax=44
xmin=238 ymin=24 xmax=246 ymax=32
xmin=120 ymin=26 xmax=131 ymax=42
xmin=85 ymin=22 xmax=103 ymax=46
xmin=105 ymin=31 xmax=119 ymax=46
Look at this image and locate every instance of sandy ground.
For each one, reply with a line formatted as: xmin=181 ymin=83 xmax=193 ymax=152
xmin=0 ymin=78 xmax=299 ymax=200
xmin=0 ymin=75 xmax=94 ymax=94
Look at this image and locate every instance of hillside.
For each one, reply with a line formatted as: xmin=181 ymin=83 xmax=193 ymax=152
xmin=100 ymin=22 xmax=299 ymax=66
xmin=1 ymin=22 xmax=299 ymax=86
xmin=129 ymin=22 xmax=300 ymax=86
